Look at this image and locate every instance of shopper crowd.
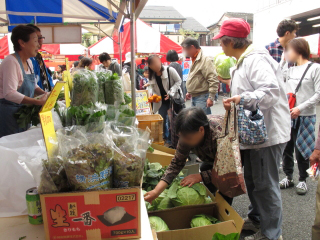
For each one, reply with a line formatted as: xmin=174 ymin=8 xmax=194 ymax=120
xmin=1 ymin=17 xmax=320 ymax=240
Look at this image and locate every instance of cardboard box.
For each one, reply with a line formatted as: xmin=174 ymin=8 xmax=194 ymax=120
xmin=147 ymin=144 xmax=200 ymax=175
xmin=149 ymin=193 xmax=243 ymax=240
xmin=40 ymin=187 xmax=141 ymax=240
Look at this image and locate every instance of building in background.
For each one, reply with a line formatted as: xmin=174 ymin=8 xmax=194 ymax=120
xmin=181 ymin=17 xmax=209 ymax=46
xmin=140 ymin=6 xmax=209 ymax=45
xmin=254 ymin=0 xmax=320 ymax=51
xmin=207 ymin=12 xmax=253 ymax=46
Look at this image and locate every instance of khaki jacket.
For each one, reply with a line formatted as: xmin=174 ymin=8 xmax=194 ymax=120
xmin=186 ymin=50 xmax=219 ymax=98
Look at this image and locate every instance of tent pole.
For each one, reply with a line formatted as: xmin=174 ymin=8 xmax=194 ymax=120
xmin=130 ymin=0 xmax=136 ymax=114
xmin=119 ymin=32 xmax=122 ymax=70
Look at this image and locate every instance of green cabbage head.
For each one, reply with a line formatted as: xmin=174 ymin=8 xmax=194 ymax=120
xmin=167 ymin=181 xmax=207 ymax=207
xmin=149 ymin=216 xmax=169 ymax=232
xmin=191 ymin=214 xmax=221 ymax=228
xmin=214 ymin=53 xmax=236 ymax=79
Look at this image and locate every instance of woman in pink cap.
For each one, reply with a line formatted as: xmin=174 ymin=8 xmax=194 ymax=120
xmin=214 ymin=18 xmax=290 ymax=240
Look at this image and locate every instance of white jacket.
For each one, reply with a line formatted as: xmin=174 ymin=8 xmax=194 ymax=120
xmin=230 ymin=45 xmax=291 ymax=149
xmin=149 ymin=66 xmax=182 ymax=113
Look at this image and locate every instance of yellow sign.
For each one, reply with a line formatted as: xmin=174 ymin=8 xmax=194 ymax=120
xmin=126 ymin=90 xmax=152 ymax=115
xmin=40 ymin=81 xmax=65 ymax=157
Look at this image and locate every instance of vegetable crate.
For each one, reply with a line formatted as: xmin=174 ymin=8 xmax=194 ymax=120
xmin=40 ymin=187 xmax=141 ymax=240
xmin=149 ymin=193 xmax=244 ymax=240
xmin=136 ymin=114 xmax=163 ymax=143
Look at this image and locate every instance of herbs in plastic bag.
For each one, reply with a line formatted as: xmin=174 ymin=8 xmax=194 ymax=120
xmin=72 ymin=69 xmax=98 ymax=106
xmin=116 ymin=108 xmax=136 ymax=126
xmin=105 ymin=73 xmax=124 ymax=106
xmin=57 ymin=127 xmax=113 ymax=191
xmin=96 ymin=71 xmax=112 ymax=103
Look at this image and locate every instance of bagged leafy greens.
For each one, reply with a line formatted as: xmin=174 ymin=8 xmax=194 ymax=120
xmin=105 ymin=73 xmax=124 ymax=106
xmin=116 ymin=108 xmax=136 ymax=126
xmin=190 ymin=214 xmax=221 ymax=228
xmin=96 ymin=70 xmax=112 ymax=103
xmin=105 ymin=122 xmax=150 ymax=188
xmin=214 ymin=53 xmax=236 ymax=79
xmin=72 ymin=69 xmax=99 ymax=106
xmin=149 ymin=216 xmax=169 ymax=232
xmin=57 ymin=126 xmax=113 ymax=191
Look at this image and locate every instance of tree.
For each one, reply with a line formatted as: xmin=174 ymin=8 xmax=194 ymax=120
xmin=179 ymin=28 xmax=200 ymax=40
xmin=82 ymin=33 xmax=94 ymax=47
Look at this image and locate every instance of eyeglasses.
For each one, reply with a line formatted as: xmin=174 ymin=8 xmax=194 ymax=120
xmin=38 ymin=36 xmax=45 ymax=40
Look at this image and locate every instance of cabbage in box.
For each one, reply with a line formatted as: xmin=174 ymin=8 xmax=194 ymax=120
xmin=40 ymin=188 xmax=141 ymax=240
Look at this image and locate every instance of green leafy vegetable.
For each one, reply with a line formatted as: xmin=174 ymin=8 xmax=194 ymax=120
xmin=168 ymin=181 xmax=207 ymax=207
xmin=72 ymin=70 xmax=98 ymax=106
xmin=116 ymin=108 xmax=136 ymax=126
xmin=143 ymin=160 xmax=166 ymax=191
xmin=105 ymin=73 xmax=124 ymax=106
xmin=212 ymin=233 xmax=240 ymax=240
xmin=205 ymin=197 xmax=213 ymax=204
xmin=38 ymin=157 xmax=70 ymax=194
xmin=14 ymin=105 xmax=42 ymax=129
xmin=122 ymin=92 xmax=132 ymax=105
xmin=214 ymin=53 xmax=236 ymax=79
xmin=64 ymin=143 xmax=113 ymax=191
xmin=190 ymin=214 xmax=221 ymax=228
xmin=19 ymin=237 xmax=27 ymax=240
xmin=149 ymin=216 xmax=169 ymax=232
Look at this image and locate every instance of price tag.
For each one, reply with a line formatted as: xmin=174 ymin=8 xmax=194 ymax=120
xmin=40 ymin=81 xmax=65 ymax=157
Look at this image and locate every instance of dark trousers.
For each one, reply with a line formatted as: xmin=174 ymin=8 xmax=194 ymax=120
xmin=200 ymin=162 xmax=233 ymax=205
xmin=158 ymin=101 xmax=170 ymax=140
xmin=283 ymin=121 xmax=309 ymax=182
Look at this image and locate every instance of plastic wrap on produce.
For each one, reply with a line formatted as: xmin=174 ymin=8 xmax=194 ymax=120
xmin=57 ymin=126 xmax=114 ymax=191
xmin=71 ymin=69 xmax=99 ymax=106
xmin=96 ymin=70 xmax=112 ymax=103
xmin=104 ymin=73 xmax=124 ymax=106
xmin=105 ymin=122 xmax=150 ymax=188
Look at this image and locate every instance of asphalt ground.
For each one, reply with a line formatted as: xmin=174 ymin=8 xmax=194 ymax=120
xmin=185 ymin=95 xmax=319 ymax=240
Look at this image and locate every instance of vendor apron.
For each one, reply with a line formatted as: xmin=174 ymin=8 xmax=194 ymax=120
xmin=0 ymin=53 xmax=35 ymax=137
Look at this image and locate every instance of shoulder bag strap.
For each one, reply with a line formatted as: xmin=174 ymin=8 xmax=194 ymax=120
xmin=167 ymin=66 xmax=171 ymax=89
xmin=295 ymin=63 xmax=313 ymax=94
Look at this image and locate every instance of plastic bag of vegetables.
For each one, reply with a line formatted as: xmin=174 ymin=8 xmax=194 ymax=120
xmin=167 ymin=181 xmax=207 ymax=206
xmin=105 ymin=73 xmax=124 ymax=106
xmin=190 ymin=214 xmax=221 ymax=228
xmin=105 ymin=123 xmax=150 ymax=188
xmin=57 ymin=126 xmax=114 ymax=191
xmin=96 ymin=70 xmax=112 ymax=103
xmin=72 ymin=69 xmax=99 ymax=106
xmin=214 ymin=53 xmax=236 ymax=79
xmin=149 ymin=216 xmax=169 ymax=232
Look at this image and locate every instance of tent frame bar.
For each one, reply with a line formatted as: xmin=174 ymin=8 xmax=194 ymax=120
xmin=94 ymin=24 xmax=118 ymax=44
xmin=130 ymin=0 xmax=136 ymax=114
xmin=106 ymin=0 xmax=129 ymax=17
xmin=0 ymin=22 xmax=115 ymax=27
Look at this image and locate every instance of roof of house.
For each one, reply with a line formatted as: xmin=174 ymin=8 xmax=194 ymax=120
xmin=139 ymin=6 xmax=186 ymax=21
xmin=181 ymin=17 xmax=209 ymax=33
xmin=207 ymin=12 xmax=254 ymax=29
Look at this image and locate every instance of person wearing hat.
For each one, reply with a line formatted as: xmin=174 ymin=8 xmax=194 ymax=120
xmin=123 ymin=52 xmax=141 ymax=90
xmin=215 ymin=18 xmax=290 ymax=240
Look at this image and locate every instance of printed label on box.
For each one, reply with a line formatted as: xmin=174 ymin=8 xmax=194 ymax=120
xmin=42 ymin=191 xmax=140 ymax=239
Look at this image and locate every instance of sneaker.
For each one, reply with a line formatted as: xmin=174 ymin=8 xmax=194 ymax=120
xmin=279 ymin=177 xmax=294 ymax=189
xmin=296 ymin=181 xmax=308 ymax=195
xmin=242 ymin=217 xmax=260 ymax=233
xmin=244 ymin=230 xmax=283 ymax=240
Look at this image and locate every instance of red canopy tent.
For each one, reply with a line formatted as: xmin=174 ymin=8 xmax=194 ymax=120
xmin=89 ymin=19 xmax=182 ymax=59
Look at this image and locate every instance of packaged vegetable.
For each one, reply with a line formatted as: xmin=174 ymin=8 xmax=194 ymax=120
xmin=96 ymin=70 xmax=112 ymax=103
xmin=105 ymin=73 xmax=124 ymax=106
xmin=72 ymin=69 xmax=98 ymax=106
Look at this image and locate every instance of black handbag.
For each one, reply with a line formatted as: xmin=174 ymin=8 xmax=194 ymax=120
xmin=167 ymin=67 xmax=185 ymax=113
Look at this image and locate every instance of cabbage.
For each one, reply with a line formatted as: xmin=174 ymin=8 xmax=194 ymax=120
xmin=214 ymin=53 xmax=236 ymax=79
xmin=167 ymin=181 xmax=207 ymax=207
xmin=149 ymin=216 xmax=169 ymax=232
xmin=205 ymin=197 xmax=213 ymax=204
xmin=190 ymin=214 xmax=221 ymax=228
xmin=212 ymin=232 xmax=240 ymax=240
xmin=143 ymin=189 xmax=174 ymax=211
